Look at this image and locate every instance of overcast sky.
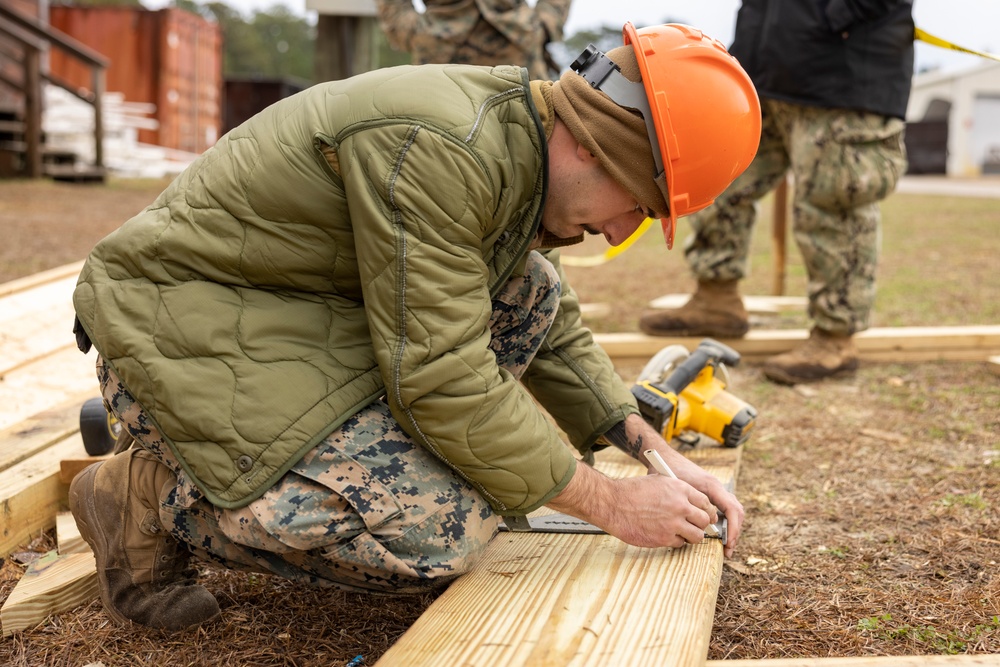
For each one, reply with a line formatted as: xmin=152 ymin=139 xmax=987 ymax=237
xmin=184 ymin=0 xmax=1000 ymax=75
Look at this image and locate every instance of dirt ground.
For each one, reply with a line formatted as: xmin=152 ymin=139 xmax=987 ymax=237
xmin=0 ymin=178 xmax=998 ymax=665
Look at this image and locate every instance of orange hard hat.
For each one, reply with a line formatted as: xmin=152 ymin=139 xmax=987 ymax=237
xmin=625 ymin=23 xmax=761 ymax=248
xmin=571 ymin=23 xmax=761 ymax=248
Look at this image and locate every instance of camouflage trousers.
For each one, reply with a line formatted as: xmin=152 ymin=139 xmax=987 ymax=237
xmin=96 ymin=251 xmax=561 ymax=594
xmin=683 ymin=99 xmax=908 ymax=334
xmin=376 ymin=0 xmax=572 ymax=80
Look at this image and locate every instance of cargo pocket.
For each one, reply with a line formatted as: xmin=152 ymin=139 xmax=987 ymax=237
xmin=242 ymin=446 xmax=406 ymax=553
xmin=813 ymin=113 xmax=907 ymax=210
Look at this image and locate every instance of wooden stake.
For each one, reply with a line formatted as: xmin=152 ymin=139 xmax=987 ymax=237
xmin=772 ymin=176 xmax=789 ymax=297
xmin=0 ymin=550 xmax=97 ymax=637
xmin=56 ymin=511 xmax=89 ymax=555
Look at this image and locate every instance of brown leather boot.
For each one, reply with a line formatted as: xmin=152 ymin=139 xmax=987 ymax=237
xmin=762 ymin=327 xmax=859 ymax=384
xmin=639 ymin=279 xmax=749 ymax=338
xmin=69 ymin=449 xmax=220 ymax=631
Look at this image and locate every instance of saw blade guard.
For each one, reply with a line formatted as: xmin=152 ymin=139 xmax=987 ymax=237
xmin=637 ymin=344 xmax=690 ymax=384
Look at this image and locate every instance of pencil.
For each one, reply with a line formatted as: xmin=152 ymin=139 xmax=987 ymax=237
xmin=644 ymin=449 xmax=721 ymax=538
xmin=643 ymin=449 xmax=678 ymax=478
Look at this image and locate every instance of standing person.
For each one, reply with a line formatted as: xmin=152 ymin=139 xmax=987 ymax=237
xmin=69 ymin=23 xmax=761 ymax=632
xmin=639 ymin=0 xmax=913 ymax=384
xmin=374 ymin=0 xmax=572 ymax=79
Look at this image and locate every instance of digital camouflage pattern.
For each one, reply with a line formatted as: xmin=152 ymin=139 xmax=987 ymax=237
xmin=682 ymin=99 xmax=908 ymax=335
xmin=97 ymin=252 xmax=561 ymax=593
xmin=375 ymin=0 xmax=572 ymax=80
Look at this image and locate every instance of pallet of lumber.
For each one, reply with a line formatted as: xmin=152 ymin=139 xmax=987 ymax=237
xmin=375 ymin=444 xmax=740 ymax=667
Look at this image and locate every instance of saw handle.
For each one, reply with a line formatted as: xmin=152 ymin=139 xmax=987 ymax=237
xmin=662 ymin=338 xmax=741 ymax=394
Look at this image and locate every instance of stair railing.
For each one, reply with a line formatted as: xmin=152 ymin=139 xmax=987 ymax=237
xmin=0 ymin=3 xmax=108 ymax=178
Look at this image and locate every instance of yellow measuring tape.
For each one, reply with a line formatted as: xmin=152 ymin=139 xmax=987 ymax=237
xmin=559 ymin=217 xmax=655 ymax=267
xmin=915 ymin=27 xmax=1000 ymax=63
xmin=562 ymin=28 xmax=996 ymax=269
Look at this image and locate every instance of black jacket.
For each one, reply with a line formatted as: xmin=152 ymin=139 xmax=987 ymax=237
xmin=729 ymin=0 xmax=914 ymax=118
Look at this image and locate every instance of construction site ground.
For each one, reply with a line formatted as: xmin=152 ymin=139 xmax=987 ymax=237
xmin=0 ymin=176 xmax=997 ymax=665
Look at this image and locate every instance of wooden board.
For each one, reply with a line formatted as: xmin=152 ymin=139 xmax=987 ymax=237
xmin=647 ymin=294 xmax=808 ymax=315
xmin=708 ymin=656 xmax=1000 ymax=666
xmin=0 ymin=391 xmax=94 ymax=473
xmin=0 ymin=260 xmax=82 ymax=299
xmin=0 ymin=550 xmax=97 ymax=636
xmin=59 ymin=456 xmax=110 ymax=485
xmin=595 ymin=326 xmax=1000 ymax=365
xmin=56 ymin=511 xmax=89 ymax=555
xmin=0 ymin=274 xmax=78 ymax=376
xmin=0 ymin=434 xmax=87 ymax=558
xmin=375 ymin=445 xmax=740 ymax=667
xmin=0 ymin=346 xmax=99 ymax=433
xmin=989 ymin=356 xmax=1000 ymax=377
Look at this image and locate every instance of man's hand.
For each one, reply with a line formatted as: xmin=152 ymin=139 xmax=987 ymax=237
xmin=549 ymin=414 xmax=745 ymax=557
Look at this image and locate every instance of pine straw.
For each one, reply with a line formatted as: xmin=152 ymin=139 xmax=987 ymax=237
xmin=2 ymin=362 xmax=996 ymax=665
xmin=708 ymin=362 xmax=1000 ymax=660
xmin=2 ymin=559 xmax=441 ymax=666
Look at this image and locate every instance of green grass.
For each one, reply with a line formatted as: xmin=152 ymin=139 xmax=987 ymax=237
xmin=562 ymin=190 xmax=1000 ymax=333
xmin=857 ymin=613 xmax=1000 ymax=654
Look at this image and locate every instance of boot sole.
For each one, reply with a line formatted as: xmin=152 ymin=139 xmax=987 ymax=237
xmin=69 ymin=462 xmax=131 ymax=627
xmin=762 ymin=361 xmax=859 ymax=385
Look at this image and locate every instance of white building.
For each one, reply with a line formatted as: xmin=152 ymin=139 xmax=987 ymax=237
xmin=906 ymin=61 xmax=1000 ymax=176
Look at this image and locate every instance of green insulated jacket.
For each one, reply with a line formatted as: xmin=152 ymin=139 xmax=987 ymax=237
xmin=73 ymin=64 xmax=637 ymax=514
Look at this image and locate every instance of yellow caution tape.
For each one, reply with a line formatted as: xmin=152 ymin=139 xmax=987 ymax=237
xmin=915 ymin=27 xmax=1000 ymax=63
xmin=559 ymin=217 xmax=655 ymax=267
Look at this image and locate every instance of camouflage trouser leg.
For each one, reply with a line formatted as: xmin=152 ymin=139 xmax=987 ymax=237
xmin=97 ymin=251 xmax=560 ymax=594
xmin=683 ymin=101 xmax=790 ymax=281
xmin=685 ymin=99 xmax=907 ymax=334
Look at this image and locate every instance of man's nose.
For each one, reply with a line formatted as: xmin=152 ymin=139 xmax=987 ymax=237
xmin=605 ymin=213 xmax=646 ymax=246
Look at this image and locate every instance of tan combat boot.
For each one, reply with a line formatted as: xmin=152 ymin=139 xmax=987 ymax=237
xmin=639 ymin=279 xmax=749 ymax=338
xmin=762 ymin=327 xmax=859 ymax=384
xmin=69 ymin=449 xmax=220 ymax=631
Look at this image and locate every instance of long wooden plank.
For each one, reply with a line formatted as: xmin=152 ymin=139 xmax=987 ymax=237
xmin=708 ymin=656 xmax=1000 ymax=666
xmin=0 ymin=346 xmax=98 ymax=432
xmin=0 ymin=550 xmax=97 ymax=636
xmin=376 ymin=445 xmax=739 ymax=667
xmin=0 ymin=274 xmax=78 ymax=376
xmin=0 ymin=434 xmax=87 ymax=558
xmin=0 ymin=390 xmax=95 ymax=473
xmin=595 ymin=326 xmax=1000 ymax=364
xmin=0 ymin=260 xmax=83 ymax=299
xmin=647 ymin=294 xmax=808 ymax=315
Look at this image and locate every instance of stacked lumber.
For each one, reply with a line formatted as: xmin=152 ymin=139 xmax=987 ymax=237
xmin=43 ymin=85 xmax=197 ymax=178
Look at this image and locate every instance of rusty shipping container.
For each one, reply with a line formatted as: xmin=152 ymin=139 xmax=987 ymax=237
xmin=49 ymin=5 xmax=221 ymax=154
